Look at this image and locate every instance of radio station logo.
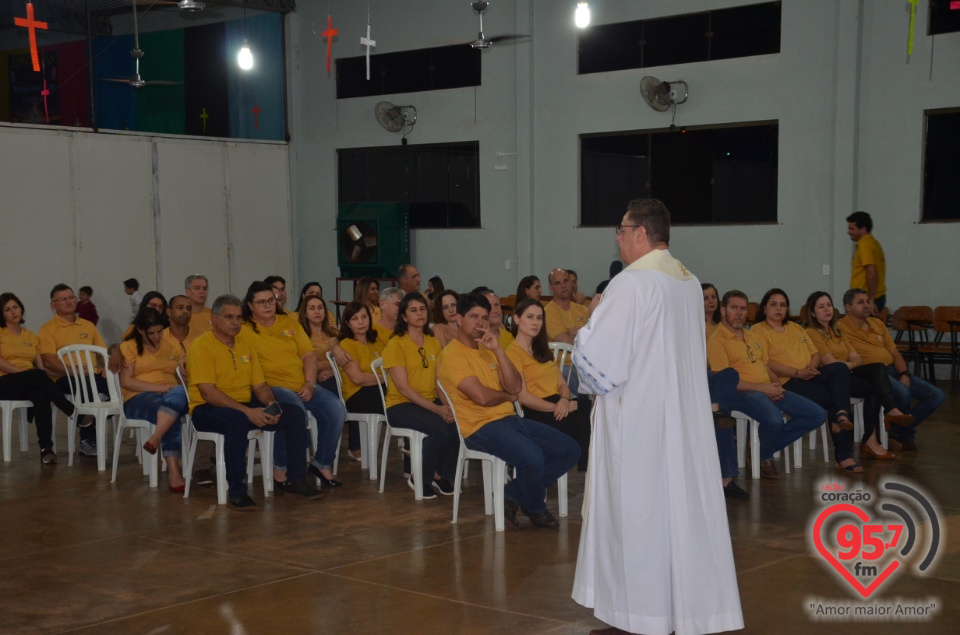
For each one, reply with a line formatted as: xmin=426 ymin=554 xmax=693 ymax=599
xmin=804 ymin=477 xmax=944 ymax=622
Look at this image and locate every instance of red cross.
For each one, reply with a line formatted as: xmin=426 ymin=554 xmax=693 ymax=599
xmin=322 ymin=15 xmax=338 ymax=73
xmin=251 ymin=103 xmax=263 ymax=130
xmin=14 ymin=2 xmax=49 ymax=72
xmin=41 ymin=79 xmax=50 ymax=123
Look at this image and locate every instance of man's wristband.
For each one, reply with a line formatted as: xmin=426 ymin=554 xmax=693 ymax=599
xmin=899 ymin=370 xmax=910 ymax=379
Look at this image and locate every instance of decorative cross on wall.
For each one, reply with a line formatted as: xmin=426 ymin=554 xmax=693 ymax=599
xmin=14 ymin=1 xmax=48 ymax=72
xmin=40 ymin=80 xmax=50 ymax=123
xmin=200 ymin=107 xmax=209 ymax=134
xmin=322 ymin=15 xmax=338 ymax=73
xmin=361 ymin=24 xmax=376 ymax=81
xmin=251 ymin=103 xmax=263 ymax=130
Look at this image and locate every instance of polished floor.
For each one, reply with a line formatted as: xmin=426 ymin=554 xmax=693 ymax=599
xmin=1 ymin=390 xmax=958 ymax=634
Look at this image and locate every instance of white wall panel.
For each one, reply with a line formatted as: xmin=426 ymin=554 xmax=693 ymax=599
xmin=0 ymin=128 xmax=76 ymax=329
xmin=73 ymin=134 xmax=155 ymax=343
xmin=156 ymin=139 xmax=230 ymax=300
xmin=225 ymin=143 xmax=293 ymax=293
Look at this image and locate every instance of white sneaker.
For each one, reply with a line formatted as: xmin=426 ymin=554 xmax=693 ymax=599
xmin=79 ymin=439 xmax=97 ymax=457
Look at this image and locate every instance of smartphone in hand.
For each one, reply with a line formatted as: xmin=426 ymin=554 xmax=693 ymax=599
xmin=263 ymin=401 xmax=283 ymax=417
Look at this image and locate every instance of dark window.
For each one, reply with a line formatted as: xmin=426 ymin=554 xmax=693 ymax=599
xmin=337 ymin=46 xmax=481 ymax=99
xmin=581 ymin=123 xmax=778 ymax=226
xmin=922 ymin=109 xmax=960 ymax=221
xmin=579 ymin=2 xmax=781 ymax=74
xmin=338 ymin=142 xmax=480 ymax=228
xmin=929 ymin=0 xmax=960 ymax=35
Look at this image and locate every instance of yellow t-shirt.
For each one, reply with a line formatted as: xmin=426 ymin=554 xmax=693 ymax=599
xmin=119 ymin=338 xmax=181 ymax=401
xmin=805 ymin=327 xmax=851 ymax=363
xmin=186 ymin=332 xmax=264 ymax=413
xmin=374 ymin=321 xmax=395 ymax=350
xmin=837 ymin=316 xmax=894 ymax=367
xmin=751 ymin=322 xmax=818 ymax=384
xmin=505 ymin=344 xmax=560 ymax=399
xmin=239 ymin=314 xmax=313 ymax=392
xmin=0 ymin=327 xmax=40 ymax=375
xmin=189 ymin=307 xmax=213 ymax=335
xmin=850 ymin=233 xmax=886 ymax=298
xmin=163 ymin=327 xmax=199 ymax=357
xmin=705 ymin=321 xmax=721 ymax=340
xmin=544 ymin=300 xmax=589 ymax=341
xmin=707 ymin=324 xmax=769 ymax=384
xmin=437 ymin=339 xmax=515 ymax=438
xmin=498 ymin=326 xmax=515 ymax=350
xmin=309 ymin=329 xmax=336 ymax=360
xmin=382 ymin=334 xmax=441 ymax=408
xmin=339 ymin=338 xmax=384 ymax=401
xmin=368 ymin=304 xmax=382 ymax=325
xmin=37 ymin=315 xmax=106 ymax=379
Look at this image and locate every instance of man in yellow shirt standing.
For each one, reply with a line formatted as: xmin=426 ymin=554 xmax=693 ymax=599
xmin=438 ymin=292 xmax=579 ymax=529
xmin=846 ymin=211 xmax=887 ymax=313
xmin=544 ymin=268 xmax=588 ymax=344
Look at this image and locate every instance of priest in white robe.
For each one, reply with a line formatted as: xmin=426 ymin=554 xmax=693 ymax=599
xmin=571 ymin=199 xmax=744 ymax=635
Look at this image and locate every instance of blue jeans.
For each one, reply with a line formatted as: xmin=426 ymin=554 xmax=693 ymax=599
xmin=464 ymin=415 xmax=580 ymax=514
xmin=123 ymin=387 xmax=188 ymax=457
xmin=885 ymin=367 xmax=945 ymax=439
xmin=783 ymin=362 xmax=854 ymax=462
xmin=709 ymin=368 xmax=740 ymax=479
xmin=191 ymin=398 xmax=307 ymax=497
xmin=728 ymin=390 xmax=825 ymax=461
xmin=271 ymin=386 xmax=346 ymax=471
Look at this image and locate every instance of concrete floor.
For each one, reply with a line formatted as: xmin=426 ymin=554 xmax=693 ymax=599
xmin=1 ymin=390 xmax=957 ymax=634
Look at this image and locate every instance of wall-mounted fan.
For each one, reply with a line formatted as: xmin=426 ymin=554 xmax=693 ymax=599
xmin=640 ymin=76 xmax=688 ymax=112
xmin=337 ymin=203 xmax=411 ymax=278
xmin=375 ymin=101 xmax=417 ymax=144
xmin=102 ymin=1 xmax=181 ymax=88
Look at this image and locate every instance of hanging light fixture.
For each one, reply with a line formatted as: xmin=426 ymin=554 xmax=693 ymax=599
xmin=237 ymin=38 xmax=253 ymax=69
xmin=237 ymin=3 xmax=253 ymax=70
xmin=575 ymin=2 xmax=591 ymax=29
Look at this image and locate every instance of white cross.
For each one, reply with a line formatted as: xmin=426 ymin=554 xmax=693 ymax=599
xmin=360 ymin=24 xmax=376 ymax=80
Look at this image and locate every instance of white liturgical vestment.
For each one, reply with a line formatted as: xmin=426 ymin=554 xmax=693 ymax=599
xmin=571 ymin=249 xmax=743 ymax=635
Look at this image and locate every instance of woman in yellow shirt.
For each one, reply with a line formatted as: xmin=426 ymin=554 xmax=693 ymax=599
xmin=298 ymin=296 xmax=339 ymax=392
xmin=431 ymin=289 xmax=459 ymax=348
xmin=507 ymin=298 xmax=590 ymax=471
xmin=382 ymin=292 xmax=458 ymax=498
xmin=119 ymin=308 xmax=189 ymax=491
xmin=753 ymin=288 xmax=861 ymax=473
xmin=702 ymin=283 xmax=721 ymax=340
xmin=338 ymin=301 xmax=385 ymax=461
xmin=803 ymin=291 xmax=912 ymax=460
xmin=293 ymin=281 xmax=323 ymax=313
xmin=354 ymin=277 xmax=382 ymax=325
xmin=0 ymin=292 xmax=75 ymax=464
xmin=242 ymin=281 xmax=344 ymax=490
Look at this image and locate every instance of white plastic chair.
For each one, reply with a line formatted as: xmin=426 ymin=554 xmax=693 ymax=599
xmin=733 ymin=410 xmax=802 ymax=480
xmin=548 ymin=342 xmax=575 ymax=385
xmin=438 ymin=381 xmax=509 ymax=531
xmin=58 ymin=344 xmax=122 ymax=471
xmin=513 ymin=402 xmax=568 ymax=517
xmin=371 ymin=358 xmax=427 ymax=500
xmin=178 ymin=367 xmax=274 ymax=504
xmin=1 ymin=400 xmax=34 ymax=462
xmin=327 ymin=351 xmax=386 ymax=481
xmin=109 ymin=373 xmax=160 ymax=488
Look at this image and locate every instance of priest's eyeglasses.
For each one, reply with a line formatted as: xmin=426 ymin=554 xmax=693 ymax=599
xmin=615 ymin=223 xmax=640 ymax=235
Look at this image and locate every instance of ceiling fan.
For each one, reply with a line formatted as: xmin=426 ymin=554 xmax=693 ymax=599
xmin=102 ymin=1 xmax=180 ymax=88
xmin=435 ymin=1 xmax=528 ymax=49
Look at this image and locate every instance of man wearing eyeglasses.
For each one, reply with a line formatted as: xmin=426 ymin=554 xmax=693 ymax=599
xmin=708 ymin=290 xmax=825 ymax=480
xmin=571 ymin=200 xmax=743 ymax=635
xmin=38 ymin=283 xmax=108 ymax=458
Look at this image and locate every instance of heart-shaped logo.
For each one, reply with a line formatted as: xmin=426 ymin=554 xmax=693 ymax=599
xmin=813 ymin=504 xmax=901 ymax=598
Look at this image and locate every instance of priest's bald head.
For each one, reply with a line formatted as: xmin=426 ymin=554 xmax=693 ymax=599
xmin=616 ymin=199 xmax=670 ymax=264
